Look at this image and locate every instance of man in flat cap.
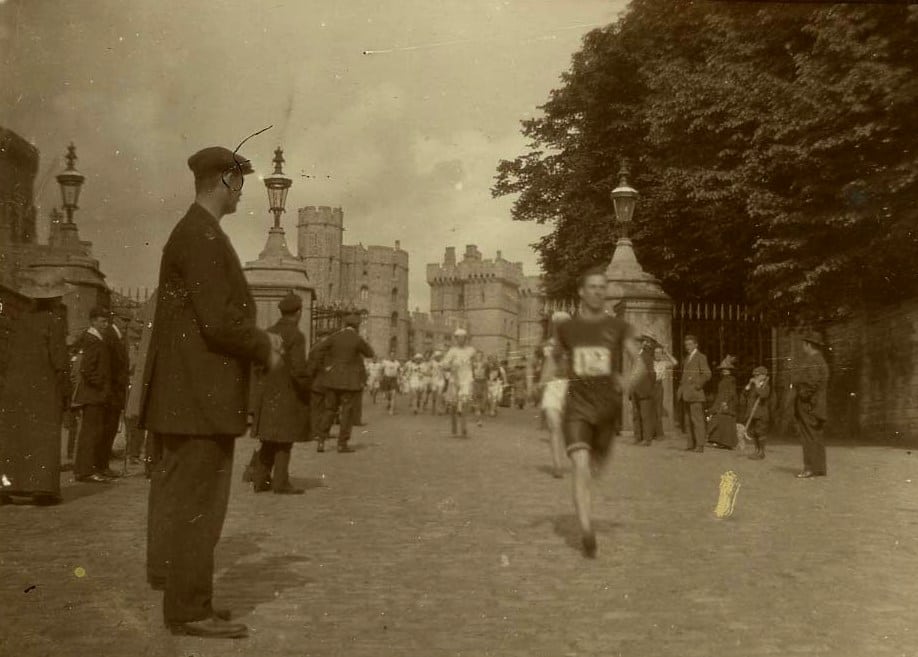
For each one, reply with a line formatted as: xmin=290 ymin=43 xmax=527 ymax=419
xmin=312 ymin=311 xmax=374 ymax=453
xmin=250 ymin=292 xmax=310 ymax=494
xmin=139 ymin=145 xmax=283 ymax=639
xmin=98 ymin=309 xmax=130 ymax=477
xmin=792 ymin=330 xmax=829 ymax=478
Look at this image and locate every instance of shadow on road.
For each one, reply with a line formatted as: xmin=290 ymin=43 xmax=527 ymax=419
xmin=526 ymin=514 xmax=623 ymax=554
xmin=214 ymin=553 xmax=314 ymax=617
xmin=289 ymin=476 xmax=326 ymax=490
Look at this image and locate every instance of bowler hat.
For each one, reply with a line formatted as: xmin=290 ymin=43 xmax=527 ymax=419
xmin=344 ymin=312 xmax=362 ymax=326
xmin=187 ymin=146 xmax=254 ymax=180
xmin=18 ymin=269 xmax=67 ymax=299
xmin=89 ymin=306 xmax=109 ymax=320
xmin=277 ymin=292 xmax=302 ymax=314
xmin=800 ymin=330 xmax=826 ymax=349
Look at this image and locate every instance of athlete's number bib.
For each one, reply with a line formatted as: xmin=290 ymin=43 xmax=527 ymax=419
xmin=572 ymin=346 xmax=612 ymax=377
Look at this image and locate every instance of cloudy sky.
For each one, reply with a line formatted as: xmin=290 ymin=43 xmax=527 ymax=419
xmin=1 ymin=0 xmax=625 ymax=310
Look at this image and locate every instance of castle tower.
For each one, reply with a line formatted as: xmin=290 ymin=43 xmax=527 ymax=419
xmin=427 ymin=245 xmax=524 ymax=358
xmin=297 ymin=206 xmax=343 ymax=304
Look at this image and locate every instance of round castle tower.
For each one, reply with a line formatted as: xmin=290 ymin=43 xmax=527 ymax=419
xmin=297 ymin=206 xmax=343 ymax=304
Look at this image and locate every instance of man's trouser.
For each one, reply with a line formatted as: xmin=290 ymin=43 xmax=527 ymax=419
xmin=73 ymin=404 xmax=106 ymax=478
xmin=631 ymin=396 xmax=656 ymax=443
xmin=795 ymin=406 xmax=826 ymax=475
xmin=96 ymin=403 xmax=123 ymax=471
xmin=254 ymin=441 xmax=293 ymax=491
xmin=319 ymin=389 xmax=358 ymax=446
xmin=146 ymin=434 xmax=235 ymax=623
xmin=682 ymin=402 xmax=706 ymax=449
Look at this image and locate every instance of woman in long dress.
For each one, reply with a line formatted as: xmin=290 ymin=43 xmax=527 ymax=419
xmin=706 ymin=355 xmax=738 ymax=449
xmin=0 ymin=273 xmax=70 ymax=505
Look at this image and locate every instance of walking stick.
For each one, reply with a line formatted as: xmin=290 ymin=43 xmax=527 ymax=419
xmin=740 ymin=376 xmax=767 ymax=453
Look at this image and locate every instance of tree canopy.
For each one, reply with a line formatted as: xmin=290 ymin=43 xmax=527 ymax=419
xmin=493 ymin=1 xmax=918 ymax=323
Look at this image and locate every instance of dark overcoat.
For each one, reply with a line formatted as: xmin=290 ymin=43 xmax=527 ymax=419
xmin=139 ymin=203 xmax=271 ymax=437
xmin=793 ymin=351 xmax=829 ymax=422
xmin=312 ymin=328 xmax=374 ymax=391
xmin=707 ymin=373 xmax=738 ymax=447
xmin=0 ymin=307 xmax=70 ymax=496
xmin=252 ymin=316 xmax=310 ymax=443
xmin=104 ymin=325 xmax=129 ymax=410
xmin=74 ymin=329 xmax=111 ymax=406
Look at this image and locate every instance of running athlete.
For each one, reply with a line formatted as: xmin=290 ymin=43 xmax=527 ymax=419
xmin=471 ymin=352 xmax=488 ymax=426
xmin=428 ymin=352 xmax=446 ymax=414
xmin=486 ymin=355 xmax=505 ymax=417
xmin=406 ymin=353 xmax=425 ymax=414
xmin=554 ymin=267 xmax=643 ymax=558
xmin=367 ymin=357 xmax=383 ymax=404
xmin=540 ymin=311 xmax=571 ymax=478
xmin=380 ymin=352 xmax=401 ymax=415
xmin=442 ymin=328 xmax=476 ymax=437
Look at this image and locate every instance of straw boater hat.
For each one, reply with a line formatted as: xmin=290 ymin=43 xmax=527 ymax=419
xmin=550 ymin=311 xmax=571 ymax=324
xmin=454 ymin=327 xmax=467 ymax=337
xmin=18 ymin=269 xmax=67 ymax=299
xmin=413 ymin=353 xmax=423 ymax=360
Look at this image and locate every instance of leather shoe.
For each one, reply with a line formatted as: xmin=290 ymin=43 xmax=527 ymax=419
xmin=683 ymin=446 xmax=696 ymax=452
xmin=167 ymin=618 xmax=247 ymax=639
xmin=274 ymin=486 xmax=305 ymax=495
xmin=337 ymin=445 xmax=356 ymax=453
xmin=796 ymin=470 xmax=815 ymax=478
xmin=213 ymin=607 xmax=232 ymax=621
xmin=581 ymin=531 xmax=597 ymax=559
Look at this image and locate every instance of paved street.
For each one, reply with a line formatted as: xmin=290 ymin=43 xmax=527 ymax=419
xmin=2 ymin=400 xmax=918 ymax=657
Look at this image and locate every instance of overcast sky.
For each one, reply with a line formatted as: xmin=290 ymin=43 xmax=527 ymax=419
xmin=1 ymin=0 xmax=625 ymax=310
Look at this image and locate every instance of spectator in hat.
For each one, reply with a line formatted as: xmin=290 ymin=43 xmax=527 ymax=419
xmin=630 ymin=334 xmax=658 ymax=447
xmin=140 ymin=145 xmax=284 ymax=640
xmin=312 ymin=311 xmax=374 ymax=453
xmin=793 ymin=331 xmax=829 ymax=478
xmin=0 ymin=270 xmax=71 ymax=504
xmin=73 ymin=306 xmax=114 ymax=483
xmin=706 ymin=355 xmax=738 ymax=449
xmin=250 ymin=293 xmax=310 ymax=494
xmin=743 ymin=366 xmax=771 ymax=460
xmin=652 ymin=343 xmax=678 ymax=440
xmin=677 ymin=335 xmax=711 ymax=453
xmin=98 ymin=309 xmax=130 ymax=477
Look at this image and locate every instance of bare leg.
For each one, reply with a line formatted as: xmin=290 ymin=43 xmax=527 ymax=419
xmin=544 ymin=408 xmax=565 ymax=477
xmin=569 ymin=449 xmax=596 ymax=557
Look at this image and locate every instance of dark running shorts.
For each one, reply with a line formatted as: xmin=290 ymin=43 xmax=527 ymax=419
xmin=381 ymin=376 xmax=398 ymax=392
xmin=563 ymin=416 xmax=616 ymax=463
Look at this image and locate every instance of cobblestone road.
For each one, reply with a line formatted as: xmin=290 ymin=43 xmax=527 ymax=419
xmin=2 ymin=400 xmax=918 ymax=657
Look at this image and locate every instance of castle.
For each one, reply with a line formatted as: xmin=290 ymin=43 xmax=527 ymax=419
xmin=296 ymin=206 xmax=410 ymax=359
xmin=427 ymin=245 xmax=545 ymax=360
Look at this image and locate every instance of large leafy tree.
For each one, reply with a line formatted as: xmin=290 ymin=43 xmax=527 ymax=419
xmin=493 ymin=1 xmax=918 ymax=322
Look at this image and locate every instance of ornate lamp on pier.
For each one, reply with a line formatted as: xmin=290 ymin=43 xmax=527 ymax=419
xmin=56 ymin=143 xmax=85 ymax=224
xmin=610 ymin=161 xmax=639 ymax=239
xmin=243 ymin=146 xmax=314 ymax=343
xmin=264 ymin=147 xmax=292 ymax=230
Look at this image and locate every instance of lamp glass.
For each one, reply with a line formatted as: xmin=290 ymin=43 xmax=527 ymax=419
xmin=611 ymin=186 xmax=638 ymax=224
xmin=266 ymin=183 xmax=289 ymax=213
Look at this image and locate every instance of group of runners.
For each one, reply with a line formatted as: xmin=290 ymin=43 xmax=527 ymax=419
xmin=364 ymin=339 xmax=520 ymax=425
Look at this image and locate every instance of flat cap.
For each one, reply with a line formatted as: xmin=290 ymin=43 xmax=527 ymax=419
xmin=187 ymin=146 xmax=254 ymax=179
xmin=278 ymin=292 xmax=302 ymax=314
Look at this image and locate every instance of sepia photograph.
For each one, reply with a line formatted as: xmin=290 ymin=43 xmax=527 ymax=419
xmin=1 ymin=0 xmax=917 ymax=655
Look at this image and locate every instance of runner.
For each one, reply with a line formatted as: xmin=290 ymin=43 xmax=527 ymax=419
xmin=486 ymin=355 xmax=505 ymax=417
xmin=428 ymin=351 xmax=446 ymax=415
xmin=539 ymin=311 xmax=571 ymax=478
xmin=406 ymin=353 xmax=426 ymax=414
xmin=367 ymin=357 xmax=383 ymax=405
xmin=554 ymin=267 xmax=643 ymax=558
xmin=471 ymin=352 xmax=489 ymax=426
xmin=380 ymin=352 xmax=401 ymax=415
xmin=442 ymin=328 xmax=477 ymax=437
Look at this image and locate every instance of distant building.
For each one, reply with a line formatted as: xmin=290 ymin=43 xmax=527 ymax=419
xmin=297 ymin=206 xmax=409 ymax=359
xmin=408 ymin=308 xmax=468 ymax=356
xmin=427 ymin=245 xmax=545 ymax=361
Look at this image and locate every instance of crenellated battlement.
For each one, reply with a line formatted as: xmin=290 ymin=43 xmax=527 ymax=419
xmin=297 ymin=205 xmax=344 ymax=228
xmin=426 ymin=244 xmax=525 ymax=285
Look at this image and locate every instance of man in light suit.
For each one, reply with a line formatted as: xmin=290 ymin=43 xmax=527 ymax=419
xmin=312 ymin=313 xmax=375 ymax=453
xmin=676 ymin=334 xmax=711 ymax=453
